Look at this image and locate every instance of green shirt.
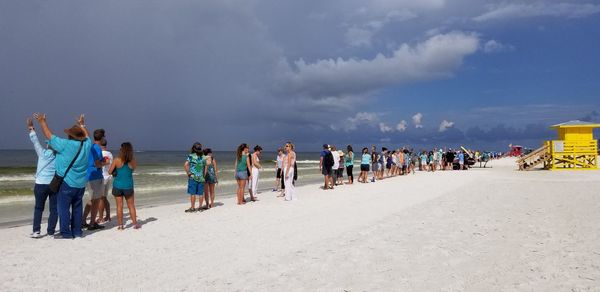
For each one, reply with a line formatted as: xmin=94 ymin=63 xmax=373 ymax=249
xmin=236 ymin=155 xmax=248 ymax=172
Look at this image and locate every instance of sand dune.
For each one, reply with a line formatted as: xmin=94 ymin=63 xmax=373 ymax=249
xmin=1 ymin=158 xmax=599 ymax=291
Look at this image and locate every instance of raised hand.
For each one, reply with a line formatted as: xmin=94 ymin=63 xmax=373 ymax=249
xmin=77 ymin=114 xmax=85 ymax=126
xmin=26 ymin=117 xmax=34 ymax=130
xmin=33 ymin=113 xmax=46 ymax=123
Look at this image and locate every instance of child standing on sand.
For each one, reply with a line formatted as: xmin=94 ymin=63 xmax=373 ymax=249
xmin=184 ymin=142 xmax=206 ymax=212
xmin=203 ymin=148 xmax=218 ymax=209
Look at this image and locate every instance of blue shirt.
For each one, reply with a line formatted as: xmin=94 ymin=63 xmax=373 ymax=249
xmin=458 ymin=153 xmax=465 ymax=162
xmin=29 ymin=131 xmax=56 ymax=185
xmin=49 ymin=135 xmax=91 ymax=189
xmin=361 ymin=153 xmax=371 ymax=165
xmin=87 ymin=143 xmax=103 ymax=181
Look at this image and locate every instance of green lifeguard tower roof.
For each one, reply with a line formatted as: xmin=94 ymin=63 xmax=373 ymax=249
xmin=550 ymin=120 xmax=600 ymax=129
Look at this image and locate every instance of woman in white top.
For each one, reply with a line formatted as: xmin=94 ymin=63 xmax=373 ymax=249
xmin=283 ymin=142 xmax=297 ymax=201
xmin=273 ymin=148 xmax=284 ymax=193
xmin=249 ymin=145 xmax=262 ymax=201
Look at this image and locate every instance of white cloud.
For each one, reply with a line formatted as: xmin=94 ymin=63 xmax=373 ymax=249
xmin=396 ymin=120 xmax=408 ymax=132
xmin=412 ymin=113 xmax=424 ymax=128
xmin=439 ymin=120 xmax=455 ymax=132
xmin=284 ymin=32 xmax=480 ymax=99
xmin=474 ymin=2 xmax=600 ymax=22
xmin=379 ymin=122 xmax=393 ymax=133
xmin=483 ymin=40 xmax=515 ymax=53
xmin=343 ymin=112 xmax=380 ymax=131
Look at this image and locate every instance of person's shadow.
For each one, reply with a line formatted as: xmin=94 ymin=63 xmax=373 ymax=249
xmin=124 ymin=216 xmax=157 ymax=229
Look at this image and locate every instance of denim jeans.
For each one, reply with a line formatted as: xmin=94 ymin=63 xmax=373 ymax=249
xmin=57 ymin=183 xmax=85 ymax=238
xmin=32 ymin=184 xmax=58 ymax=234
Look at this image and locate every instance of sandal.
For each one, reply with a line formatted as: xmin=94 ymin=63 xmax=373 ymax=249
xmin=184 ymin=207 xmax=196 ymax=213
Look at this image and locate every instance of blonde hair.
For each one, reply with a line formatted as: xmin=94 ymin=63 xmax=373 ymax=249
xmin=285 ymin=142 xmax=295 ymax=150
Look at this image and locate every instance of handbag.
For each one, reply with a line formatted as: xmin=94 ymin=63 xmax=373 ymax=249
xmin=49 ymin=141 xmax=84 ymax=193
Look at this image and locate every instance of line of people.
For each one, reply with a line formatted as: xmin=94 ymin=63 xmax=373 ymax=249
xmin=319 ymin=144 xmax=485 ymax=189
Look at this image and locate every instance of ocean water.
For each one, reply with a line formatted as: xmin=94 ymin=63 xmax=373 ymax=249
xmin=0 ymin=150 xmax=325 ymax=227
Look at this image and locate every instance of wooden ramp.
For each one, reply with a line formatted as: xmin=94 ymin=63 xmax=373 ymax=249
xmin=517 ymin=145 xmax=551 ymax=171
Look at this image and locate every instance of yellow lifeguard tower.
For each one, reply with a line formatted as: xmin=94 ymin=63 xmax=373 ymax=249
xmin=517 ymin=120 xmax=600 ymax=170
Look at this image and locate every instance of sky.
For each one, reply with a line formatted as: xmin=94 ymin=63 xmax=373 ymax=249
xmin=1 ymin=0 xmax=600 ymax=151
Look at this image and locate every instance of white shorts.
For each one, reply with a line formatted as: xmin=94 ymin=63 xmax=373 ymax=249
xmin=87 ymin=179 xmax=105 ymax=200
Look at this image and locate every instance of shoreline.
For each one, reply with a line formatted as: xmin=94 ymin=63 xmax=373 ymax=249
xmin=0 ymin=175 xmax=326 ymax=228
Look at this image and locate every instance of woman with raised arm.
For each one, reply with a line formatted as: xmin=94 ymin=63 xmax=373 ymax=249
xmin=283 ymin=142 xmax=297 ymax=201
xmin=108 ymin=142 xmax=139 ymax=230
xmin=234 ymin=144 xmax=251 ymax=205
xmin=27 ymin=117 xmax=57 ymax=238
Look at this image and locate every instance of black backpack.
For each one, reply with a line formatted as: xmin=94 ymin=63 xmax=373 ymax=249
xmin=324 ymin=151 xmax=334 ymax=168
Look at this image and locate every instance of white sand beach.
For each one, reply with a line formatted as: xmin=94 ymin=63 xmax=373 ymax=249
xmin=1 ymin=158 xmax=600 ymax=291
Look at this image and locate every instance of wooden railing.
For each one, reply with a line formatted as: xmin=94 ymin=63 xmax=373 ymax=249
xmin=517 ymin=144 xmax=550 ymax=170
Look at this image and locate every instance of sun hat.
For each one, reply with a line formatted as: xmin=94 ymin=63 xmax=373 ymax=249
xmin=63 ymin=125 xmax=86 ymax=141
xmin=338 ymin=150 xmax=344 ymax=156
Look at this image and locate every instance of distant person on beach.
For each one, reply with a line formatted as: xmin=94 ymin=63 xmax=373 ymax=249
xmin=249 ymin=145 xmax=262 ymax=201
xmin=203 ymin=148 xmax=218 ymax=209
xmin=446 ymin=149 xmax=455 ymax=170
xmin=234 ymin=143 xmax=252 ymax=204
xmin=27 ymin=117 xmax=57 ymax=238
xmin=283 ymin=142 xmax=297 ymax=201
xmin=337 ymin=150 xmax=345 ymax=185
xmin=378 ymin=147 xmax=387 ymax=180
xmin=35 ymin=113 xmax=91 ymax=239
xmin=97 ymin=138 xmax=112 ymax=223
xmin=458 ymin=151 xmax=465 ymax=170
xmin=184 ymin=142 xmax=206 ymax=212
xmin=359 ymin=147 xmax=371 ymax=183
xmin=345 ymin=145 xmax=354 ymax=184
xmin=320 ymin=144 xmax=334 ymax=190
xmin=273 ymin=148 xmax=283 ymax=192
xmin=108 ymin=142 xmax=139 ymax=230
xmin=330 ymin=146 xmax=340 ymax=186
xmin=82 ymin=129 xmax=107 ymax=231
xmin=370 ymin=146 xmax=378 ymax=182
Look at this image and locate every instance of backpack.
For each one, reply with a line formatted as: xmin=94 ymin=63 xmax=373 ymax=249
xmin=324 ymin=151 xmax=334 ymax=168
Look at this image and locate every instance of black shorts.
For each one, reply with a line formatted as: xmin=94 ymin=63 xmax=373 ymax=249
xmin=276 ymin=168 xmax=282 ymax=178
xmin=360 ymin=164 xmax=369 ymax=172
xmin=322 ymin=166 xmax=333 ymax=176
xmin=112 ymin=187 xmax=134 ymax=197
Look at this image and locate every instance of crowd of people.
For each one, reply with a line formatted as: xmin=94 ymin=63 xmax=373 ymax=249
xmin=26 ymin=113 xmax=499 ymax=239
xmin=27 ymin=113 xmax=138 ymax=239
xmin=318 ymin=144 xmax=498 ymax=190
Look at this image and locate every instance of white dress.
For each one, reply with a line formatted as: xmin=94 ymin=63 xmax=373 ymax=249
xmin=284 ymin=152 xmax=296 ymax=201
xmin=249 ymin=154 xmax=260 ymax=195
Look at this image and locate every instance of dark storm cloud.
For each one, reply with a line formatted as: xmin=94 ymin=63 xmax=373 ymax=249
xmin=2 ymin=1 xmax=598 ymax=151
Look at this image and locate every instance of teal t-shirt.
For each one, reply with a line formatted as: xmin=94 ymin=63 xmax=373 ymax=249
xmin=49 ymin=135 xmax=91 ymax=188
